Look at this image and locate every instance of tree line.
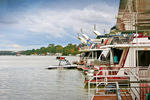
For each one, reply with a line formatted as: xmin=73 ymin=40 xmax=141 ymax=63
xmin=0 ymin=51 xmax=17 ymax=55
xmin=21 ymin=43 xmax=80 ymax=56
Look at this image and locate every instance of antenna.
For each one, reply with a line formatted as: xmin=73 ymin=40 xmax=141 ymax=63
xmin=94 ymin=24 xmax=96 ymax=31
xmin=77 ymin=33 xmax=79 ymax=37
xmin=80 ymin=28 xmax=83 ymax=34
xmin=104 ymin=28 xmax=106 ymax=34
xmin=93 ymin=25 xmax=102 ymax=36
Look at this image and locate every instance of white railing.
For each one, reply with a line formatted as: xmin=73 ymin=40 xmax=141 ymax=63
xmin=80 ymin=46 xmax=90 ymax=50
xmin=112 ymin=36 xmax=133 ymax=44
xmin=88 ymin=67 xmax=150 ymax=100
xmin=88 ymin=69 xmax=130 ymax=100
xmin=88 ymin=81 xmax=123 ymax=100
xmin=80 ymin=43 xmax=103 ymax=51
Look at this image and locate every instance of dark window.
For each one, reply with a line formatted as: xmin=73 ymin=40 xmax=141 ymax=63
xmin=137 ymin=51 xmax=150 ymax=66
xmin=113 ymin=48 xmax=123 ymax=63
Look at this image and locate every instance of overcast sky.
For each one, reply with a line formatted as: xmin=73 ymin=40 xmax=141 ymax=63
xmin=0 ymin=0 xmax=120 ymax=51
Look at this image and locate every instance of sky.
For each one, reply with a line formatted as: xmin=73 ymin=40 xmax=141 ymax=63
xmin=0 ymin=0 xmax=120 ymax=51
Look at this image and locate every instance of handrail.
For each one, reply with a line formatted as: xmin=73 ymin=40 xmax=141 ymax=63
xmin=95 ymin=67 xmax=150 ymax=81
xmin=130 ymin=87 xmax=138 ymax=100
xmin=112 ymin=36 xmax=133 ymax=45
xmin=88 ymin=67 xmax=150 ymax=100
xmin=116 ymin=82 xmax=122 ymax=100
xmin=88 ymin=74 xmax=130 ymax=100
xmin=89 ymin=81 xmax=123 ymax=100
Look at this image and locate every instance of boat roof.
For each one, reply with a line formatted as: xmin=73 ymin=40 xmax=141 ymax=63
xmin=101 ymin=44 xmax=150 ymax=48
xmin=79 ymin=48 xmax=110 ymax=52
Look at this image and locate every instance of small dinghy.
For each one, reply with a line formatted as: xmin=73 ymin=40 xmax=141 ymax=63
xmin=47 ymin=57 xmax=77 ymax=69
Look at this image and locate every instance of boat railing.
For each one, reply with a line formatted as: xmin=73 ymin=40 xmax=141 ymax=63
xmin=88 ymin=69 xmax=130 ymax=100
xmin=138 ymin=67 xmax=150 ymax=79
xmin=80 ymin=43 xmax=104 ymax=51
xmin=88 ymin=67 xmax=150 ymax=100
xmin=88 ymin=75 xmax=131 ymax=100
xmin=111 ymin=36 xmax=133 ymax=45
xmin=83 ymin=57 xmax=93 ymax=60
xmin=89 ymin=82 xmax=122 ymax=100
xmin=94 ymin=67 xmax=150 ymax=79
xmin=94 ymin=60 xmax=110 ymax=65
xmin=80 ymin=46 xmax=90 ymax=50
xmin=128 ymin=67 xmax=150 ymax=80
xmin=95 ymin=67 xmax=133 ymax=77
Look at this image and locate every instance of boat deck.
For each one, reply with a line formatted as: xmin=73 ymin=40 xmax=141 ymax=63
xmin=93 ymin=95 xmax=116 ymax=100
xmin=92 ymin=95 xmax=132 ymax=100
xmin=92 ymin=89 xmax=132 ymax=100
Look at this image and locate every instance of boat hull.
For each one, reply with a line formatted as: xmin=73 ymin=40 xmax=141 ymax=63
xmin=47 ymin=65 xmax=77 ymax=69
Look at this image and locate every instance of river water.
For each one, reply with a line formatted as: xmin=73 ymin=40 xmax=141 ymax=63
xmin=0 ymin=56 xmax=88 ymax=100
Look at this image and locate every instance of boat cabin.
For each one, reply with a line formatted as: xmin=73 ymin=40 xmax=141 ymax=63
xmin=98 ymin=34 xmax=150 ymax=68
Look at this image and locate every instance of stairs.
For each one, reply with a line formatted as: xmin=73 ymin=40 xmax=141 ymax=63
xmin=120 ymin=88 xmax=133 ymax=100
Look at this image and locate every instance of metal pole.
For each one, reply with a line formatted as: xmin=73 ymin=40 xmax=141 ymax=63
xmin=116 ymin=82 xmax=122 ymax=100
xmin=59 ymin=60 xmax=61 ymax=66
xmin=88 ymin=80 xmax=90 ymax=100
xmin=135 ymin=0 xmax=139 ymax=76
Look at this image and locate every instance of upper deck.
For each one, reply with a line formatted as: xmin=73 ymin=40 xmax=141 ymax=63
xmin=79 ymin=33 xmax=150 ymax=52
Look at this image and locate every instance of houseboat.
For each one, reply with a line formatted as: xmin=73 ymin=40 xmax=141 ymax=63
xmin=87 ymin=0 xmax=150 ymax=99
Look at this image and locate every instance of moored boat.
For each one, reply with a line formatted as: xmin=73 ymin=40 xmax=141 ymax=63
xmin=47 ymin=57 xmax=77 ymax=69
xmin=86 ymin=0 xmax=150 ymax=99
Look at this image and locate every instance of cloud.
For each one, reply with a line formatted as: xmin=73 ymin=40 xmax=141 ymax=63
xmin=10 ymin=44 xmax=21 ymax=48
xmin=29 ymin=3 xmax=116 ymax=36
xmin=0 ymin=1 xmax=119 ymax=51
xmin=29 ymin=21 xmax=67 ymax=38
xmin=0 ymin=44 xmax=22 ymax=51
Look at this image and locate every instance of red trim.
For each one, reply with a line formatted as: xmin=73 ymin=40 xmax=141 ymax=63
xmin=89 ymin=44 xmax=92 ymax=49
xmin=82 ymin=67 xmax=98 ymax=70
xmin=84 ymin=77 xmax=128 ymax=83
xmin=119 ymin=47 xmax=129 ymax=68
xmin=97 ymin=44 xmax=103 ymax=49
xmin=104 ymin=39 xmax=108 ymax=45
xmin=133 ymin=33 xmax=148 ymax=38
xmin=140 ymin=83 xmax=150 ymax=100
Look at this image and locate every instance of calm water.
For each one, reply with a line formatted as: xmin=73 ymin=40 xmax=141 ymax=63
xmin=0 ymin=56 xmax=88 ymax=100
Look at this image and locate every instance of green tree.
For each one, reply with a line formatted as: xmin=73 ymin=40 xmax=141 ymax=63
xmin=55 ymin=45 xmax=63 ymax=53
xmin=48 ymin=44 xmax=54 ymax=48
xmin=20 ymin=43 xmax=79 ymax=56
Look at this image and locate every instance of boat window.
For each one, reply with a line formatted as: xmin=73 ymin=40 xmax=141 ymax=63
xmin=97 ymin=51 xmax=102 ymax=59
xmin=93 ymin=51 xmax=96 ymax=59
xmin=101 ymin=39 xmax=104 ymax=43
xmin=87 ymin=52 xmax=92 ymax=58
xmin=136 ymin=50 xmax=150 ymax=66
xmin=113 ymin=48 xmax=123 ymax=63
xmin=106 ymin=51 xmax=110 ymax=60
xmin=84 ymin=52 xmax=89 ymax=57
